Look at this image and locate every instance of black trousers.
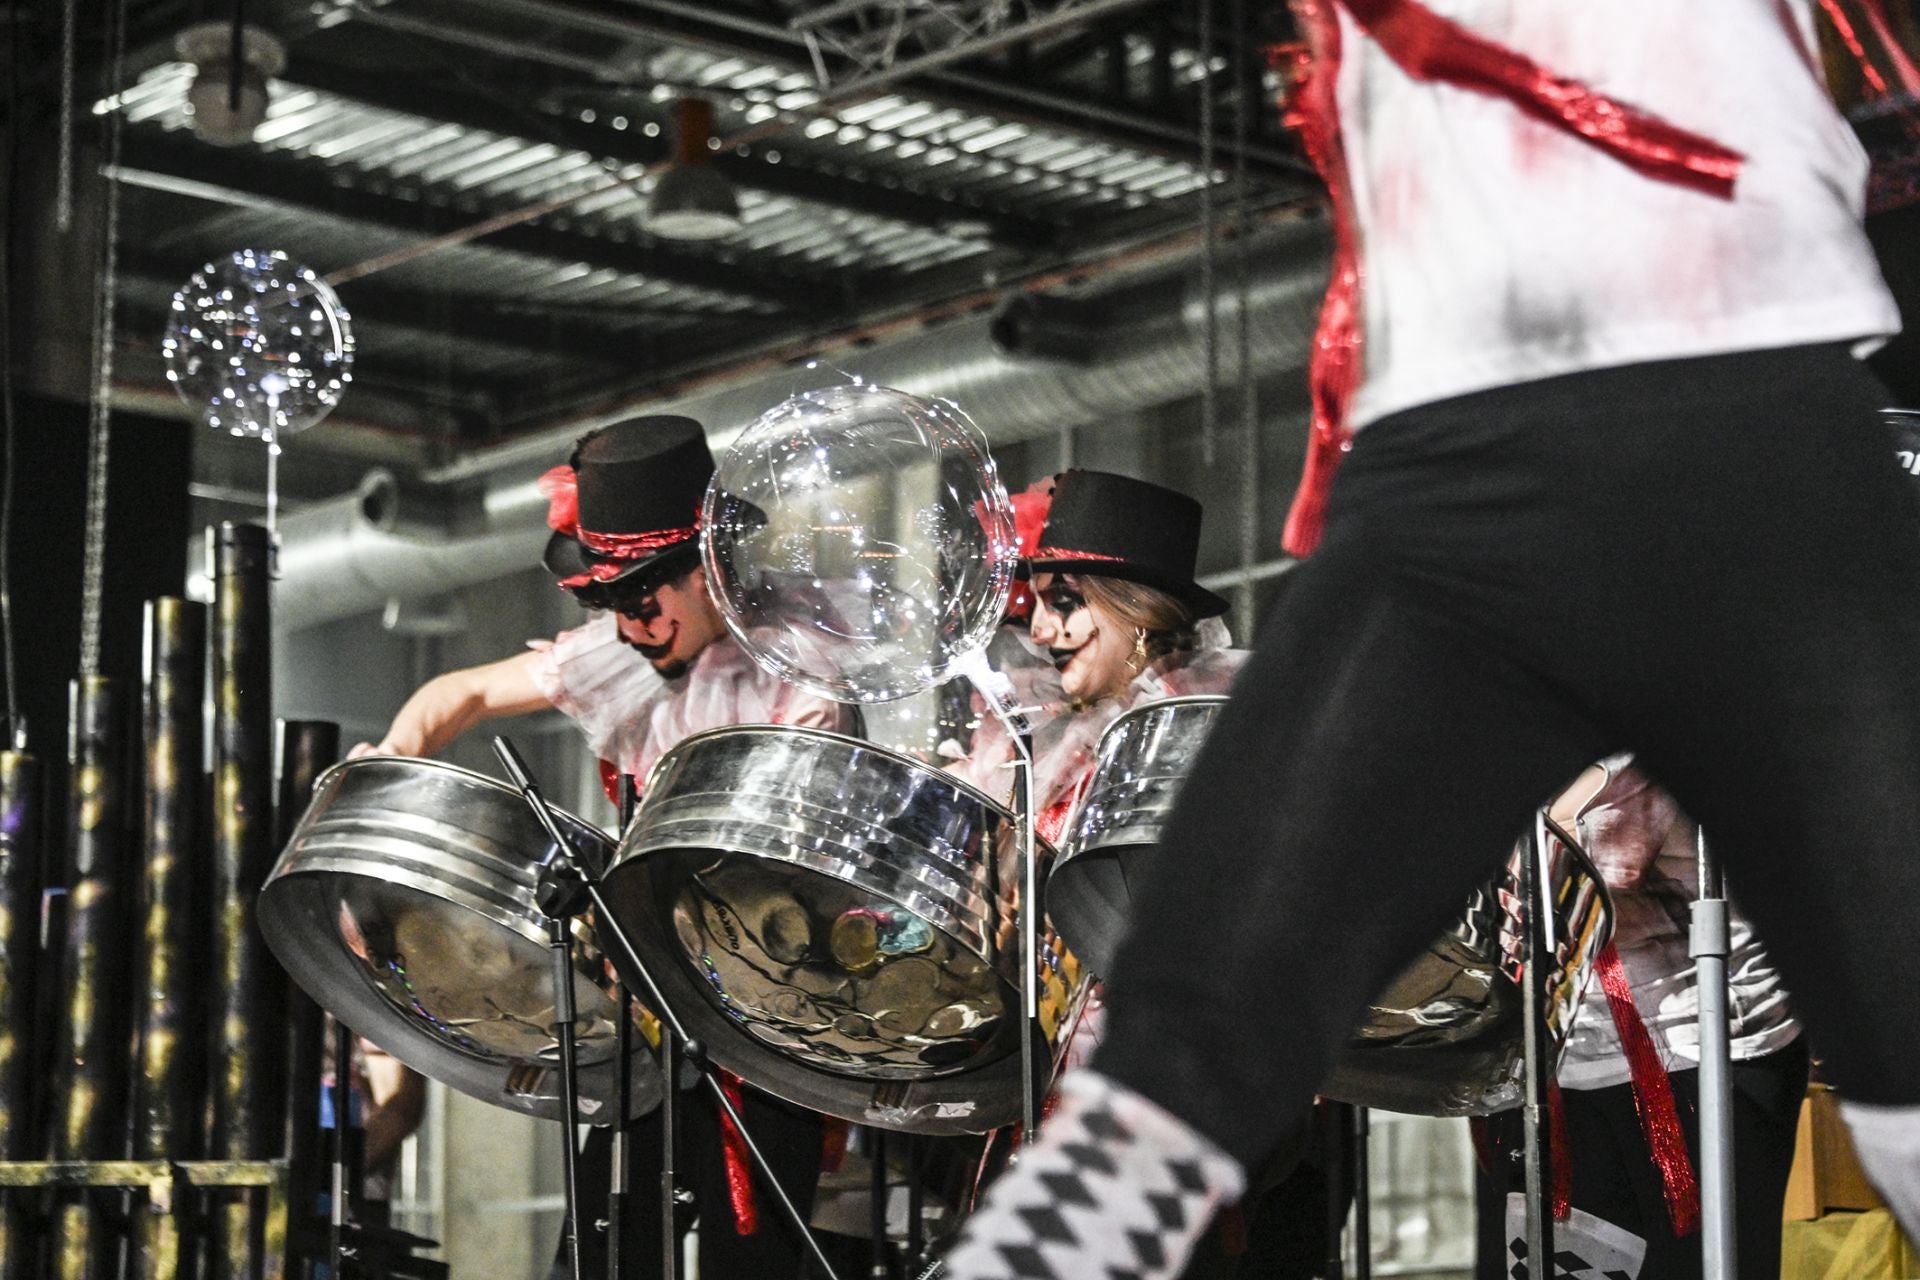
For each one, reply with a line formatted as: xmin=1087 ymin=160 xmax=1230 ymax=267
xmin=1473 ymin=1038 xmax=1809 ymax=1279
xmin=1095 ymin=343 xmax=1920 ymax=1174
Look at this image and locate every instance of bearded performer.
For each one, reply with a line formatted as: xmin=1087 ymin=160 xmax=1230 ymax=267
xmin=939 ymin=3 xmax=1920 ymax=1277
xmin=1476 ymin=759 xmax=1806 ymax=1279
xmin=356 ymin=416 xmax=851 ymax=1278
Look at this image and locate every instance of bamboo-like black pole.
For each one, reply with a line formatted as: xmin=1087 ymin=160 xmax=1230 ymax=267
xmin=131 ymin=598 xmax=208 ymax=1280
xmin=54 ymin=675 xmax=131 ymax=1277
xmin=277 ymin=718 xmax=338 ymax=1264
xmin=138 ymin=598 xmax=207 ymax=1160
xmin=0 ymin=745 xmax=43 ymax=1279
xmin=209 ymin=523 xmax=276 ymax=1280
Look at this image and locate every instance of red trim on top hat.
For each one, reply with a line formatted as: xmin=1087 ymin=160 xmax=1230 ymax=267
xmin=576 ymin=521 xmax=699 ymax=557
xmin=1031 ymin=546 xmax=1129 ymax=565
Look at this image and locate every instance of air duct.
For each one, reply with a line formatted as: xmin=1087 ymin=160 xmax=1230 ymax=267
xmin=264 ymin=223 xmax=1331 ymax=631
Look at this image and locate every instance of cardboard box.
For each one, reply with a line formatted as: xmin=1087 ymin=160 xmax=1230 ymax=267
xmin=1784 ymin=1084 xmax=1887 ymax=1222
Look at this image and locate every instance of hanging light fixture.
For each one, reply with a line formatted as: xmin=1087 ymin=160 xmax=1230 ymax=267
xmin=647 ymin=97 xmax=741 ymax=241
xmin=175 ymin=20 xmax=286 ymax=146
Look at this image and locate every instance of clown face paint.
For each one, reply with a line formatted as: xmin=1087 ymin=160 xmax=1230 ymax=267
xmin=612 ymin=567 xmax=729 ymax=679
xmin=1028 ymin=572 xmax=1138 ymax=703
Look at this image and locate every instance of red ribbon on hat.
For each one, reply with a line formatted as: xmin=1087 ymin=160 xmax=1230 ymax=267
xmin=1275 ymin=0 xmax=1747 ymax=556
xmin=1029 ymin=547 xmax=1130 ymax=567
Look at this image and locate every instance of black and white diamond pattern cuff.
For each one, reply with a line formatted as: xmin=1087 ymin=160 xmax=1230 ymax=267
xmin=938 ymin=1071 xmax=1246 ymax=1280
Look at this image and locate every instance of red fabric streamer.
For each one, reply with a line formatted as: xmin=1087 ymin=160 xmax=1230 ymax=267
xmin=1273 ymin=10 xmax=1361 ymax=558
xmin=1819 ymin=0 xmax=1920 ymax=100
xmin=1547 ymin=1080 xmax=1572 ymax=1221
xmin=1341 ymin=0 xmax=1745 ymax=198
xmin=718 ymin=1070 xmax=760 ymax=1235
xmin=1594 ymin=942 xmax=1701 ymax=1236
xmin=1274 ymin=0 xmax=1748 ymax=556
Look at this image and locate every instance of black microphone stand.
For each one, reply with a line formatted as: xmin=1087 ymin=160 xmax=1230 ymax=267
xmin=492 ymin=736 xmax=846 ymax=1280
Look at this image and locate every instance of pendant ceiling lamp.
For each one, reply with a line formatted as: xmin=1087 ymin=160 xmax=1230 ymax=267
xmin=647 ymin=97 xmax=742 ymax=241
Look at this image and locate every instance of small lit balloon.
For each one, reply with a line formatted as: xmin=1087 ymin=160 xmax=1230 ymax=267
xmin=162 ymin=248 xmax=353 ymax=440
xmin=703 ymin=383 xmax=1018 ymax=703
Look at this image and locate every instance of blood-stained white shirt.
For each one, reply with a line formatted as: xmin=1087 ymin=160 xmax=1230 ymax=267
xmin=1337 ymin=0 xmax=1901 ymax=428
xmin=1557 ymin=756 xmax=1800 ymax=1090
xmin=527 ymin=613 xmax=854 ymax=792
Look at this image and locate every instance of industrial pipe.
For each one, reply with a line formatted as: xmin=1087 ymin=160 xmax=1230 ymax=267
xmin=260 ymin=226 xmax=1329 ymax=631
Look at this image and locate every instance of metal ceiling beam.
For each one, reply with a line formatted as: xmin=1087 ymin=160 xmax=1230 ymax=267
xmin=445 ymin=0 xmax=1316 ymax=188
xmin=114 ymin=126 xmax=833 ymax=311
xmin=116 ymin=254 xmax=655 ymax=369
xmin=278 ymin=54 xmax=1062 ymax=249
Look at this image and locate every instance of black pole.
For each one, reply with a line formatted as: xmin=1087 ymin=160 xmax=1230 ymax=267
xmin=278 ymin=718 xmax=339 ymax=1266
xmin=610 ymin=770 xmax=638 ymax=1280
xmin=0 ymin=745 xmax=41 ymax=1158
xmin=0 ymin=744 xmax=43 ymax=1279
xmin=53 ymin=676 xmax=130 ymax=1277
xmin=869 ymin=1128 xmax=889 ymax=1280
xmin=1352 ymin=1107 xmax=1371 ymax=1280
xmin=137 ymin=598 xmax=206 ymax=1163
xmin=1321 ymin=1101 xmax=1346 ymax=1280
xmin=550 ymin=915 xmax=585 ymax=1280
xmin=1520 ymin=815 xmax=1555 ymax=1279
xmin=210 ymin=522 xmax=276 ymax=1278
xmin=330 ymin=1018 xmax=353 ymax=1273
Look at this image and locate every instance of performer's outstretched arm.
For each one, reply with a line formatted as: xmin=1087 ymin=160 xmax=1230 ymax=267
xmin=351 ymin=649 xmax=552 ymax=758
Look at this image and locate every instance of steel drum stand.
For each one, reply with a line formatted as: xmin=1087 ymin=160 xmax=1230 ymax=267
xmin=1520 ymin=811 xmax=1559 ymax=1279
xmin=1692 ymin=828 xmax=1736 ymax=1280
xmin=492 ymin=737 xmax=846 ymax=1280
xmin=958 ymin=649 xmax=1044 ymax=1146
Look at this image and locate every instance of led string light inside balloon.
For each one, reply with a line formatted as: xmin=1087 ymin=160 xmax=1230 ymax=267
xmin=162 ymin=248 xmax=356 ymax=558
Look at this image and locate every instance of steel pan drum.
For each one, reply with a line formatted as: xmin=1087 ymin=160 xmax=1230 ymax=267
xmin=602 ymin=725 xmax=1089 ymax=1135
xmin=260 ymin=756 xmax=662 ymax=1123
xmin=1052 ymin=696 xmax=1613 ymax=1117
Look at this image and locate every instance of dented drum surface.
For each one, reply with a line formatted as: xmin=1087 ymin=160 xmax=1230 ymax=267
xmin=260 ymin=756 xmax=661 ymax=1123
xmin=601 ymin=725 xmax=1089 ymax=1135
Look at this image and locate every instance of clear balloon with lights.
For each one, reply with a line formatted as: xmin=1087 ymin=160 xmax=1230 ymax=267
xmin=162 ymin=248 xmax=354 ymax=442
xmin=703 ymin=382 xmax=1019 ymax=704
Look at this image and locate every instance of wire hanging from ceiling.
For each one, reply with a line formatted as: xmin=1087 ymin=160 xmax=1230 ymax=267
xmin=1198 ymin=0 xmax=1220 ymax=467
xmin=77 ymin=0 xmax=131 ymax=679
xmin=1 ymin=0 xmax=24 ymax=743
xmin=1232 ymin=0 xmax=1261 ymax=633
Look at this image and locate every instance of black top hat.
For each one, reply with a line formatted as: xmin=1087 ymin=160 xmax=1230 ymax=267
xmin=541 ymin=415 xmax=714 ymax=589
xmin=1023 ymin=469 xmax=1228 ymax=618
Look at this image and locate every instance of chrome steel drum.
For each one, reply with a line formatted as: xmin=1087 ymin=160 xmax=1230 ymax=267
xmin=260 ymin=757 xmax=662 ymax=1123
xmin=602 ymin=725 xmax=1090 ymax=1135
xmin=1053 ymin=697 xmax=1613 ymax=1117
xmin=1048 ymin=695 xmax=1225 ymax=978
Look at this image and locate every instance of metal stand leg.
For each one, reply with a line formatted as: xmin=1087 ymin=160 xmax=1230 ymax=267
xmin=1692 ymin=829 xmax=1736 ymax=1280
xmin=608 ymin=979 xmax=631 ymax=1280
xmin=494 ymin=737 xmax=845 ymax=1280
xmin=1322 ymin=1102 xmax=1346 ymax=1280
xmin=548 ymin=916 xmax=586 ymax=1280
xmin=1352 ymin=1107 xmax=1371 ymax=1280
xmin=660 ymin=1026 xmax=680 ymax=1280
xmin=1521 ymin=813 xmax=1555 ymax=1280
xmin=870 ymin=1128 xmax=889 ymax=1280
xmin=330 ymin=1020 xmax=354 ymax=1276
